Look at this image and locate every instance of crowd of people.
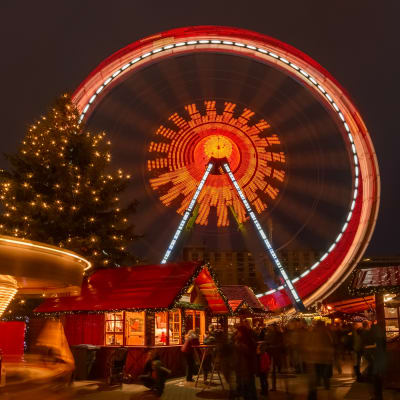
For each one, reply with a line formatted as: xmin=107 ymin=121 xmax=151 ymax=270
xmin=177 ymin=318 xmax=386 ymax=400
xmin=138 ymin=318 xmax=386 ymax=399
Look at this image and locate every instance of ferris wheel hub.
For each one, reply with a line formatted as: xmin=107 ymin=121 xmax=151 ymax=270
xmin=208 ymin=157 xmax=230 ymax=175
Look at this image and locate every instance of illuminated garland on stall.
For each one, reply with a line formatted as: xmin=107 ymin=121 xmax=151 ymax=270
xmin=230 ymin=300 xmax=269 ymax=317
xmin=349 ymin=285 xmax=400 ymax=297
xmin=174 ymin=302 xmax=207 ymax=311
xmin=169 ymin=262 xmax=233 ymax=314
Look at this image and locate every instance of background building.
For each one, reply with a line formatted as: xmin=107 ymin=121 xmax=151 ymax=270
xmin=278 ymin=249 xmax=324 ymax=279
xmin=182 ymin=247 xmax=262 ymax=292
xmin=182 ymin=246 xmax=322 ymax=293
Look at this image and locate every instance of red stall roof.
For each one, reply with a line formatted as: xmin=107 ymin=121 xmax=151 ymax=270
xmin=351 ymin=266 xmax=400 ymax=294
xmin=36 ymin=262 xmax=229 ymax=314
xmin=221 ymin=285 xmax=267 ymax=313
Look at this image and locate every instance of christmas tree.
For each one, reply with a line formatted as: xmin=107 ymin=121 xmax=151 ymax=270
xmin=0 ymin=94 xmax=138 ymax=268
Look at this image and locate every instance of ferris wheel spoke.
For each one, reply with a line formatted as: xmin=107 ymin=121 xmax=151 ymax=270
xmin=160 ymin=163 xmax=214 ymax=264
xmin=223 ymin=163 xmax=305 ymax=310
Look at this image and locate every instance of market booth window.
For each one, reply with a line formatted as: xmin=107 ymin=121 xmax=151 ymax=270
xmin=105 ymin=311 xmax=145 ymax=346
xmin=385 ymin=306 xmax=400 ymax=339
xmin=154 ymin=310 xmax=182 ymax=345
xmin=104 ymin=310 xmax=206 ymax=347
xmin=169 ymin=310 xmax=181 ymax=345
xmin=125 ymin=311 xmax=145 ymax=345
xmin=155 ymin=312 xmax=168 ymax=345
xmin=105 ymin=312 xmax=124 ymax=345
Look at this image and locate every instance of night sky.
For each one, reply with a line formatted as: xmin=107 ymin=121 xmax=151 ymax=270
xmin=0 ymin=1 xmax=397 ymax=256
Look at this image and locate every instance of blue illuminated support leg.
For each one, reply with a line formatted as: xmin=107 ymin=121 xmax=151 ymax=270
xmin=160 ymin=163 xmax=214 ymax=264
xmin=223 ymin=163 xmax=305 ymax=311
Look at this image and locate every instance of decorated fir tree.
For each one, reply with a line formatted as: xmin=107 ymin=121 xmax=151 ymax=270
xmin=0 ymin=94 xmax=138 ymax=268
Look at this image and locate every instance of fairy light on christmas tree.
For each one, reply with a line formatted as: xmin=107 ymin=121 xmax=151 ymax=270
xmin=0 ymin=94 xmax=139 ymax=268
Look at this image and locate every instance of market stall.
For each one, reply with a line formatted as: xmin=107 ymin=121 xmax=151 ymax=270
xmin=350 ymin=265 xmax=400 ymax=389
xmin=220 ymin=285 xmax=268 ymax=329
xmin=35 ymin=261 xmax=231 ymax=379
xmin=350 ymin=265 xmax=400 ymax=339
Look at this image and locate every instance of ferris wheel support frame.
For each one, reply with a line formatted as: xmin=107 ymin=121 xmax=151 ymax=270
xmin=160 ymin=161 xmax=304 ymax=310
xmin=223 ymin=163 xmax=305 ymax=310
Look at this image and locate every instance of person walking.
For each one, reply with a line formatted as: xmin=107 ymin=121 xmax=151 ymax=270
xmin=257 ymin=342 xmax=271 ymax=396
xmin=264 ymin=323 xmax=284 ymax=391
xmin=366 ymin=322 xmax=386 ymax=400
xmin=203 ymin=325 xmax=216 ymax=383
xmin=234 ymin=324 xmax=258 ymax=400
xmin=218 ymin=328 xmax=237 ymax=399
xmin=352 ymin=323 xmax=363 ymax=381
xmin=303 ymin=321 xmax=334 ymax=400
xmin=181 ymin=329 xmax=199 ymax=382
xmin=139 ymin=350 xmax=171 ymax=396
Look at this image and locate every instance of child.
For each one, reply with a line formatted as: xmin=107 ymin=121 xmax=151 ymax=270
xmin=139 ymin=350 xmax=171 ymax=396
xmin=257 ymin=343 xmax=271 ymax=396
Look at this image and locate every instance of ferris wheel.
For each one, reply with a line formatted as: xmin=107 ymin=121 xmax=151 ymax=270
xmin=72 ymin=26 xmax=379 ymax=311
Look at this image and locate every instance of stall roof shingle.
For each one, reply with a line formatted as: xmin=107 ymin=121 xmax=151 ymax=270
xmin=351 ymin=266 xmax=400 ymax=294
xmin=221 ymin=285 xmax=267 ymax=312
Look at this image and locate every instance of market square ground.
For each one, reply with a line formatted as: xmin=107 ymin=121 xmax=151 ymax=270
xmin=3 ymin=362 xmax=400 ymax=400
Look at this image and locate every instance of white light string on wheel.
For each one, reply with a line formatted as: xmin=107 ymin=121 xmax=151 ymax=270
xmin=160 ymin=163 xmax=213 ymax=264
xmin=223 ymin=163 xmax=303 ymax=306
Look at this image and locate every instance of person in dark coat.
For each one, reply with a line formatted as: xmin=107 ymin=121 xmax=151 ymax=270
xmin=352 ymin=324 xmax=363 ymax=381
xmin=303 ymin=321 xmax=334 ymax=400
xmin=181 ymin=329 xmax=200 ymax=382
xmin=203 ymin=325 xmax=216 ymax=383
xmin=366 ymin=323 xmax=386 ymax=400
xmin=234 ymin=324 xmax=258 ymax=400
xmin=257 ymin=342 xmax=271 ymax=396
xmin=139 ymin=350 xmax=170 ymax=396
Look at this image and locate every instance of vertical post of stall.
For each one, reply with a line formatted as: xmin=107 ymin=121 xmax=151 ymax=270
xmin=375 ymin=293 xmax=386 ymax=338
xmin=166 ymin=311 xmax=170 ymax=346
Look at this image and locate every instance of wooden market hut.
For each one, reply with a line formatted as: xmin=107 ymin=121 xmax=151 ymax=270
xmin=349 ymin=264 xmax=400 ymax=389
xmin=220 ymin=285 xmax=268 ymax=328
xmin=35 ymin=261 xmax=231 ymax=379
xmin=350 ymin=265 xmax=400 ymax=339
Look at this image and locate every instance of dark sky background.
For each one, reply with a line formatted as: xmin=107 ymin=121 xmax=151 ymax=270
xmin=0 ymin=1 xmax=397 ymax=256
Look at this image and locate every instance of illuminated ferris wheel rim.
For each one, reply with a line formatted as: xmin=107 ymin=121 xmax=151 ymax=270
xmin=72 ymin=26 xmax=379 ymax=308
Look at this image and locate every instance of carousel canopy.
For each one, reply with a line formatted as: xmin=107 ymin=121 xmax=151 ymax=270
xmin=221 ymin=285 xmax=267 ymax=313
xmin=35 ymin=262 xmax=229 ymax=314
xmin=0 ymin=235 xmax=89 ymax=296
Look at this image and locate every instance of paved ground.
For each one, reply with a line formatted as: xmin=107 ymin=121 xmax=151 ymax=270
xmin=70 ymin=369 xmax=400 ymax=400
xmin=3 ymin=361 xmax=400 ymax=399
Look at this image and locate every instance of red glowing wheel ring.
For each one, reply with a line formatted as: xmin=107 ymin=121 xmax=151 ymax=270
xmin=72 ymin=26 xmax=380 ymax=310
